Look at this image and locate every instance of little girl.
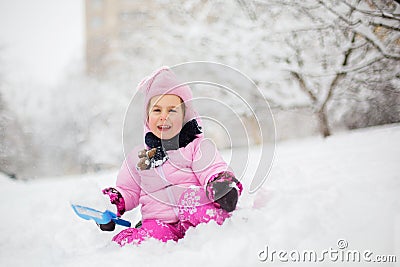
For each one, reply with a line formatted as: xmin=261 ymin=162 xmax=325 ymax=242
xmin=100 ymin=67 xmax=242 ymax=246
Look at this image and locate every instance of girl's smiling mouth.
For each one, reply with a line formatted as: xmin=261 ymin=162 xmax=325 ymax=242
xmin=157 ymin=125 xmax=171 ymax=130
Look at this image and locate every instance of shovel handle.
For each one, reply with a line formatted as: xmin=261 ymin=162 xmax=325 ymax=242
xmin=112 ymin=217 xmax=131 ymax=227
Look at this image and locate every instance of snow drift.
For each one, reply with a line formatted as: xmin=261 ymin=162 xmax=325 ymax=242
xmin=0 ymin=124 xmax=399 ymax=266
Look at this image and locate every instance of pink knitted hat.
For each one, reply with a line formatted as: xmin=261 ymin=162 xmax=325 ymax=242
xmin=137 ymin=66 xmax=199 ymax=133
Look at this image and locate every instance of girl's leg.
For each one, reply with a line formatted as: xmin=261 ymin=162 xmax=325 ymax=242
xmin=112 ymin=219 xmax=185 ymax=246
xmin=178 ymin=187 xmax=231 ymax=228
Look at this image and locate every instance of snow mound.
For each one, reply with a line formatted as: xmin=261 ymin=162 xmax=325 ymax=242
xmin=0 ymin=124 xmax=399 ymax=266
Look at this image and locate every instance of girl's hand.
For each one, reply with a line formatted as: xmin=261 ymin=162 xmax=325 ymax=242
xmin=102 ymin=187 xmax=126 ymax=217
xmin=206 ymin=172 xmax=243 ymax=212
xmin=98 ymin=220 xmax=116 ymax=231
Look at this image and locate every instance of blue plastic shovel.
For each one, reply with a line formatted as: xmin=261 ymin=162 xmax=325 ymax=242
xmin=71 ymin=204 xmax=131 ymax=227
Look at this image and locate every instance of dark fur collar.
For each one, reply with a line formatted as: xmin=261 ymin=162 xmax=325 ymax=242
xmin=145 ymin=119 xmax=202 ymax=151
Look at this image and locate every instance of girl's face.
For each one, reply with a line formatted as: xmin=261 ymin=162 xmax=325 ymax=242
xmin=148 ymin=94 xmax=184 ymax=140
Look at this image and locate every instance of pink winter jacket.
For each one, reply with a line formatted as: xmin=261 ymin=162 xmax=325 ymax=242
xmin=114 ymin=67 xmax=233 ymax=223
xmin=115 ymin=137 xmax=232 ymax=223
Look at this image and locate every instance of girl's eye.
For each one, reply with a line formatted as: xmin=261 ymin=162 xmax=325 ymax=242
xmin=153 ymin=109 xmax=161 ymax=112
xmin=169 ymin=109 xmax=177 ymax=113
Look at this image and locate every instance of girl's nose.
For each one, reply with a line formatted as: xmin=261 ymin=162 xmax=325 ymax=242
xmin=160 ymin=112 xmax=168 ymax=121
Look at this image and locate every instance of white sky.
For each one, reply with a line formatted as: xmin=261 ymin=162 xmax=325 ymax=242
xmin=0 ymin=0 xmax=84 ymax=86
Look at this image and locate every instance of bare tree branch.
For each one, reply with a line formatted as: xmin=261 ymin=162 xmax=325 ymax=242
xmin=339 ymin=0 xmax=400 ymax=21
xmin=318 ymin=1 xmax=400 ymax=60
xmin=236 ymin=0 xmax=257 ymax=21
xmin=283 ymin=54 xmax=384 ymax=77
xmin=370 ymin=22 xmax=400 ymax=32
xmin=352 ymin=24 xmax=400 ymax=59
xmin=290 ymin=71 xmax=318 ymax=103
xmin=317 ymin=0 xmax=362 ymax=26
xmin=369 ymin=0 xmax=400 ymax=19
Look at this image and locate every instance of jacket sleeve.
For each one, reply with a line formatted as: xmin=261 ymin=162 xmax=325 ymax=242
xmin=115 ymin=151 xmax=142 ymax=212
xmin=191 ymin=137 xmax=234 ymax=187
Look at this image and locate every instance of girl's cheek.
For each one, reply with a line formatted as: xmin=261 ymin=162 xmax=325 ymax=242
xmin=148 ymin=114 xmax=157 ymax=125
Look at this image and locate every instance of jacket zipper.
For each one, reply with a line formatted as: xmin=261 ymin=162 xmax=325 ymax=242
xmin=157 ymin=165 xmax=180 ymax=219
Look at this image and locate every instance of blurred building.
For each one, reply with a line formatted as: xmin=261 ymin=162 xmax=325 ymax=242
xmin=85 ymin=0 xmax=158 ymax=75
xmin=85 ymin=0 xmax=220 ymax=77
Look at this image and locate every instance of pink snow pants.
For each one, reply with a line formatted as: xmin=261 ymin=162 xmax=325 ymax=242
xmin=112 ymin=187 xmax=230 ymax=246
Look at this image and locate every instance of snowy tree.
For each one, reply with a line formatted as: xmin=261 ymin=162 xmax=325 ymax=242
xmin=316 ymin=0 xmax=400 ymax=135
xmin=248 ymin=0 xmax=400 ymax=137
xmin=0 ymin=87 xmax=31 ymax=179
xmin=328 ymin=0 xmax=400 ymax=129
xmin=342 ymin=79 xmax=400 ymax=128
xmin=33 ymin=73 xmax=132 ymax=176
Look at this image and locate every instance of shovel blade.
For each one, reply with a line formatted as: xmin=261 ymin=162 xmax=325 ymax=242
xmin=71 ymin=204 xmax=131 ymax=227
xmin=71 ymin=204 xmax=112 ymax=224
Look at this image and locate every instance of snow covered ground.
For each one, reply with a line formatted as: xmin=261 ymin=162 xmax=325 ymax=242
xmin=1 ymin=124 xmax=399 ymax=267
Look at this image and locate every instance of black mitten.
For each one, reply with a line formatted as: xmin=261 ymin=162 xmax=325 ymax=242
xmin=98 ymin=220 xmax=116 ymax=231
xmin=206 ymin=172 xmax=242 ymax=212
